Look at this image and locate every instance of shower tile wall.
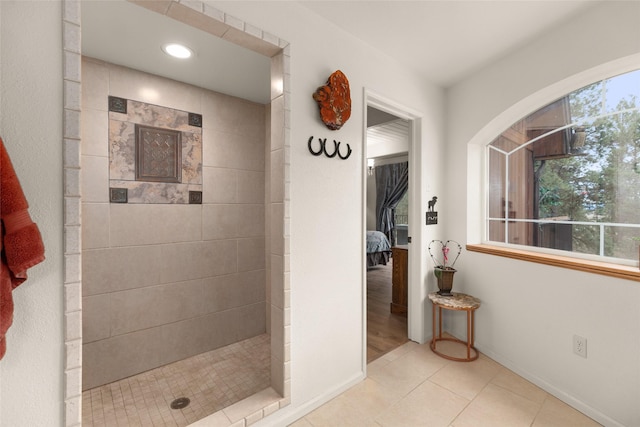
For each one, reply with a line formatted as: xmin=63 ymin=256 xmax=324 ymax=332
xmin=81 ymin=57 xmax=267 ymax=390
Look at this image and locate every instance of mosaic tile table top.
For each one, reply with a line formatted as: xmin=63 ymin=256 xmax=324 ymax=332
xmin=428 ymin=292 xmax=481 ymax=310
xmin=109 ymin=97 xmax=202 ymax=204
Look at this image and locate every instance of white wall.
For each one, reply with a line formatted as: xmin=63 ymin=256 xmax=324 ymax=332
xmin=0 ymin=1 xmax=444 ymax=426
xmin=446 ymin=2 xmax=640 ymax=426
xmin=0 ymin=1 xmax=65 ymax=426
xmin=212 ymin=1 xmax=444 ymax=424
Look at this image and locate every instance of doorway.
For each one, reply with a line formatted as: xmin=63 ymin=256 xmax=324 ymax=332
xmin=365 ymin=106 xmax=410 ymax=362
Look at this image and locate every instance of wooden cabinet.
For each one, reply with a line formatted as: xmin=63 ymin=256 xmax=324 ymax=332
xmin=391 ymin=245 xmax=408 ymax=315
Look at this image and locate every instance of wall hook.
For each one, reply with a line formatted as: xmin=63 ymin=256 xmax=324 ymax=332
xmin=307 ymin=136 xmax=352 ymax=160
xmin=337 ymin=142 xmax=352 ymax=160
xmin=324 ymin=139 xmax=340 ymax=158
xmin=308 ymin=136 xmax=324 ymax=156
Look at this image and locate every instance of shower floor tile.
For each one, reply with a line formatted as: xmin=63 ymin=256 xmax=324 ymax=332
xmin=82 ymin=334 xmax=271 ymax=426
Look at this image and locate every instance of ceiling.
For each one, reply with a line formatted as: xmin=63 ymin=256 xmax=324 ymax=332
xmin=299 ymin=1 xmax=597 ymax=88
xmin=81 ymin=1 xmax=272 ymax=104
xmin=82 ymin=1 xmax=598 ymax=105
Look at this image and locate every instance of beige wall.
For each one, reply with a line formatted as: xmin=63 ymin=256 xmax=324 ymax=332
xmin=80 ymin=57 xmax=267 ymax=390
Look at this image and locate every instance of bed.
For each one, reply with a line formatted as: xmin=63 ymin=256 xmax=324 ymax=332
xmin=366 ymin=230 xmax=392 ymax=267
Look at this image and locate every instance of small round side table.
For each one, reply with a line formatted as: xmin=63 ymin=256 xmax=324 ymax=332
xmin=429 ymin=292 xmax=481 ymax=362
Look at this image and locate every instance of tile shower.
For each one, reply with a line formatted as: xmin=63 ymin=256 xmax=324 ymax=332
xmin=81 ymin=56 xmax=270 ymax=419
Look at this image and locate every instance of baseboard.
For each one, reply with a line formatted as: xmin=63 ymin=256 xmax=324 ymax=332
xmin=476 ymin=343 xmax=625 ymax=427
xmin=252 ymin=370 xmax=366 ymax=426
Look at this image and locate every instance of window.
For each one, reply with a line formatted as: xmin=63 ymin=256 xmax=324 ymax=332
xmin=487 ymin=69 xmax=640 ymax=266
xmin=394 ymin=191 xmax=409 ymax=226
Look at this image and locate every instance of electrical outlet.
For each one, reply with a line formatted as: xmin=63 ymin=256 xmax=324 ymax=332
xmin=573 ymin=335 xmax=587 ymax=358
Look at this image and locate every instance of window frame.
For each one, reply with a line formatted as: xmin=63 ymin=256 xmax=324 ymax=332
xmin=467 ymin=243 xmax=640 ymax=282
xmin=468 ymin=58 xmax=640 ymax=281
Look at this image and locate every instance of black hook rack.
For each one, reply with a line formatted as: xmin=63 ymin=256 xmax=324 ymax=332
xmin=307 ymin=136 xmax=352 ymax=160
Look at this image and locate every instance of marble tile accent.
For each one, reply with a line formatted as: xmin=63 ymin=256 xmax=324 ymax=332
xmin=109 ymin=98 xmax=202 ymax=204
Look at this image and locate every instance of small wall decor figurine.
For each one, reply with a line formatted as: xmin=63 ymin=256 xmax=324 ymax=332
xmin=428 ymin=196 xmax=438 ymax=212
xmin=426 ymin=196 xmax=438 ymax=225
xmin=312 ymin=70 xmax=351 ymax=130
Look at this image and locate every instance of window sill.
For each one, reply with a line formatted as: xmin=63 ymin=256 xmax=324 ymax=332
xmin=466 ymin=244 xmax=640 ymax=282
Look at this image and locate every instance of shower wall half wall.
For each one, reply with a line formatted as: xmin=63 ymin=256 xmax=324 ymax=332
xmin=81 ymin=57 xmax=268 ymax=390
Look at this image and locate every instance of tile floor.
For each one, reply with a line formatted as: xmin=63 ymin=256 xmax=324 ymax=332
xmin=290 ymin=339 xmax=602 ymax=427
xmin=82 ymin=334 xmax=271 ymax=426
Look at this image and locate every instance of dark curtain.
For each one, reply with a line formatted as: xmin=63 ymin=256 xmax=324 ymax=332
xmin=375 ymin=161 xmax=408 ymax=243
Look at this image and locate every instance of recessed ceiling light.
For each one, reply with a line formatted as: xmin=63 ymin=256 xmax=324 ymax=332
xmin=162 ymin=43 xmax=193 ymax=59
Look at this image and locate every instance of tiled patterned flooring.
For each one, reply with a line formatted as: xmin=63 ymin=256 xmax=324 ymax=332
xmin=82 ymin=334 xmax=270 ymax=426
xmin=291 ymin=339 xmax=602 ymax=427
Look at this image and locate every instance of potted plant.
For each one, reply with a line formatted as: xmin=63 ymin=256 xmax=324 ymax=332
xmin=428 ymin=240 xmax=462 ymax=296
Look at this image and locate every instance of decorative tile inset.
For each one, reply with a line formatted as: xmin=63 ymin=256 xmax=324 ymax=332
xmin=135 ymin=124 xmax=182 ymax=183
xmin=108 ymin=96 xmax=127 ymax=114
xmin=189 ymin=113 xmax=203 ymax=128
xmin=189 ymin=191 xmax=202 ymax=204
xmin=108 ymin=98 xmax=203 ymax=204
xmin=110 ymin=187 xmax=128 ymax=203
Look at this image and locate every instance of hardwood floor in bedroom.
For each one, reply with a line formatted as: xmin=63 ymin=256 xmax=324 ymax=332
xmin=367 ymin=260 xmax=409 ymax=363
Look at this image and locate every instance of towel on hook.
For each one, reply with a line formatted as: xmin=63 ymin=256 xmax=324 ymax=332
xmin=0 ymin=137 xmax=45 ymax=360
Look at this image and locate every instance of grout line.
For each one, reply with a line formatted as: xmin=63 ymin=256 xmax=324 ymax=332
xmin=82 ymin=334 xmax=271 ymax=426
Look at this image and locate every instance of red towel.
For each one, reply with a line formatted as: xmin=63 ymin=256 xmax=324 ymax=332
xmin=1 ymin=138 xmax=45 ymax=360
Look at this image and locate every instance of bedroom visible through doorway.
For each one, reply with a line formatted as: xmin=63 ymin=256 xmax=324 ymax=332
xmin=365 ymin=106 xmax=410 ymax=362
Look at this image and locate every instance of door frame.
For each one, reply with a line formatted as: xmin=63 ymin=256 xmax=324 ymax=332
xmin=362 ymin=89 xmax=425 ymax=370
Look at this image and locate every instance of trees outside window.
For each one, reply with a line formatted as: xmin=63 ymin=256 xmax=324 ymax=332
xmin=488 ymin=69 xmax=640 ymax=264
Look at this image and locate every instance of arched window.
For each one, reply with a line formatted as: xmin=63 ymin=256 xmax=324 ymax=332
xmin=487 ymin=69 xmax=640 ymax=265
